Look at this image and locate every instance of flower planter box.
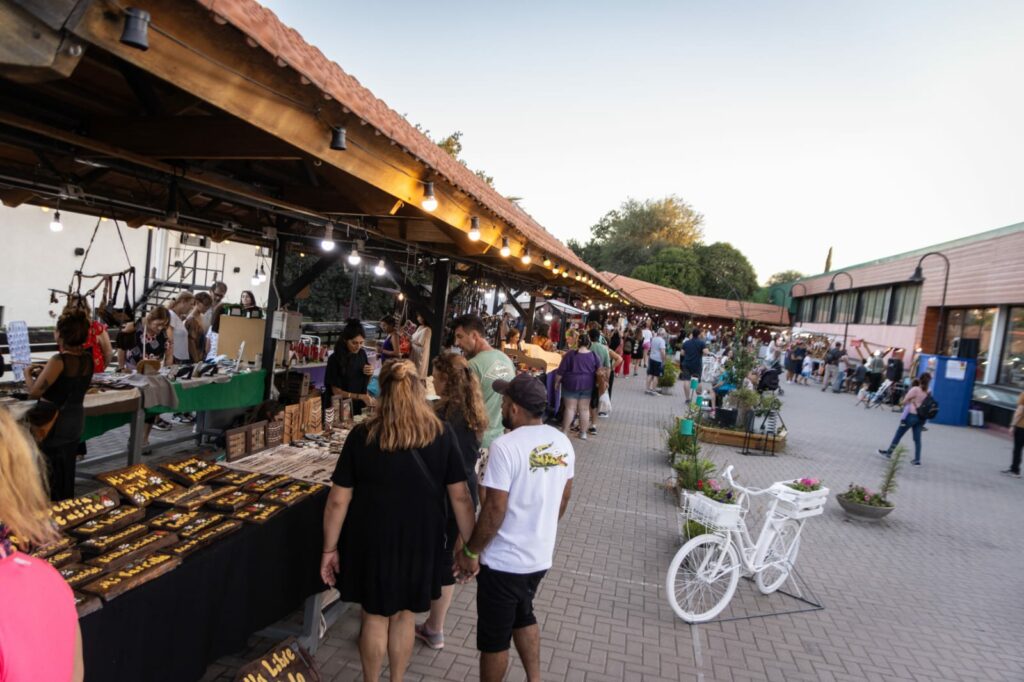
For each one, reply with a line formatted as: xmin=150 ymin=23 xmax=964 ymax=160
xmin=697 ymin=424 xmax=787 ymax=450
xmin=836 ymin=494 xmax=895 ymax=522
xmin=770 ymin=481 xmax=829 ymax=519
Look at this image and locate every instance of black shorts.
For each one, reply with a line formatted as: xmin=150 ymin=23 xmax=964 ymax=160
xmin=476 ymin=565 xmax=547 ymax=653
xmin=647 ymin=360 xmax=664 ymax=377
xmin=681 ymin=366 xmax=701 ymax=382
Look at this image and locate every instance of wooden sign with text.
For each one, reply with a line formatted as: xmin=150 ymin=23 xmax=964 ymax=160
xmin=96 ymin=464 xmax=185 ymax=507
xmin=243 ymin=475 xmax=292 ymax=495
xmin=168 ymin=519 xmax=243 ymax=558
xmin=206 ymin=489 xmax=258 ymax=512
xmin=70 ymin=506 xmax=146 ymax=538
xmin=78 ymin=523 xmax=149 ymax=556
xmin=59 ymin=563 xmax=106 ymax=589
xmin=86 ymin=530 xmax=178 ymax=571
xmin=46 ymin=547 xmax=81 ymax=569
xmin=170 ymin=485 xmax=225 ymax=511
xmin=81 ymin=552 xmax=181 ymax=601
xmin=215 ymin=470 xmax=263 ymax=487
xmin=159 ymin=456 xmax=228 ymax=486
xmin=74 ymin=591 xmax=103 ymax=618
xmin=234 ymin=638 xmax=320 ymax=682
xmin=261 ymin=482 xmax=326 ymax=507
xmin=29 ymin=534 xmax=75 ymax=559
xmin=50 ymin=488 xmax=120 ymax=530
xmin=232 ymin=501 xmax=285 ymax=524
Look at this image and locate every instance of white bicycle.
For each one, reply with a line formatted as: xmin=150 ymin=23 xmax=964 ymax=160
xmin=666 ymin=465 xmax=828 ymax=623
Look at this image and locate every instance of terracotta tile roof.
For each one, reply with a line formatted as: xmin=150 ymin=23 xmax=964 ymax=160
xmin=601 ymin=272 xmax=790 ymax=325
xmin=197 ymin=0 xmax=611 ymax=289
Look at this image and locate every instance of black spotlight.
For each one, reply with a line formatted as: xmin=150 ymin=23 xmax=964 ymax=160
xmin=120 ymin=8 xmax=151 ymax=51
xmin=330 ymin=126 xmax=347 ymax=151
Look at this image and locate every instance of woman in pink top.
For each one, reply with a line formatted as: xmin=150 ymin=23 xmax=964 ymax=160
xmin=878 ymin=372 xmax=931 ymax=466
xmin=0 ymin=410 xmax=84 ymax=682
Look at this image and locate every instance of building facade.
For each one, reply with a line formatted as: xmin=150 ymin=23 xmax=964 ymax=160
xmin=787 ymin=222 xmax=1024 ymax=421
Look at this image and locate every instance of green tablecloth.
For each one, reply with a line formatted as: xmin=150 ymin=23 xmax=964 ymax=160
xmin=145 ymin=370 xmax=267 ymax=414
xmin=82 ymin=371 xmax=267 ymax=439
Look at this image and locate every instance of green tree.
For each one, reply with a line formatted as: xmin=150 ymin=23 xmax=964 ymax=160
xmin=573 ymin=196 xmax=704 ymax=274
xmin=282 ymin=251 xmax=394 ymax=323
xmin=765 ymin=270 xmax=804 ymax=288
xmin=694 ymin=243 xmax=759 ymax=300
xmin=630 ymin=247 xmax=702 ymax=293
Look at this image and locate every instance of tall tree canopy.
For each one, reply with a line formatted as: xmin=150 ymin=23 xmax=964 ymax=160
xmin=630 ymin=247 xmax=702 ymax=294
xmin=765 ymin=270 xmax=805 ymax=288
xmin=569 ymin=196 xmax=704 ymax=275
xmin=694 ymin=243 xmax=759 ymax=300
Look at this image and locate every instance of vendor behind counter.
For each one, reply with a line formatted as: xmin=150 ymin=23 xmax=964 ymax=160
xmin=325 ymin=320 xmax=376 ymax=415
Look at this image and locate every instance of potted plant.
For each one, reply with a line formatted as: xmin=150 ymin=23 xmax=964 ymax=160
xmin=681 ymin=478 xmax=739 ymax=539
xmin=658 ymin=360 xmax=680 ymax=392
xmin=754 ymin=393 xmax=782 ymax=418
xmin=729 ymin=387 xmax=760 ymax=429
xmin=836 ymin=447 xmax=904 ymax=521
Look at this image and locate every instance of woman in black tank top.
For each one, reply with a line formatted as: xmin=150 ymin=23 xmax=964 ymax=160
xmin=24 ymin=310 xmax=94 ymax=501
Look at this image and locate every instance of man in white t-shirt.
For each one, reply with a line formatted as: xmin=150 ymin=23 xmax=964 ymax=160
xmin=640 ymin=321 xmax=654 ymax=368
xmin=456 ymin=373 xmax=575 ymax=682
xmin=645 ymin=328 xmax=668 ymax=395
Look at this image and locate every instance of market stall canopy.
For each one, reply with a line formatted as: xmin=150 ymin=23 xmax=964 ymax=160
xmin=514 ymin=296 xmax=588 ymax=316
xmin=0 ymin=0 xmax=621 ymax=301
xmin=601 ymin=272 xmax=790 ymax=326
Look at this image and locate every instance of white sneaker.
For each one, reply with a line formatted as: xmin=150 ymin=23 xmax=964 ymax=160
xmin=579 ymin=433 xmax=588 ymax=441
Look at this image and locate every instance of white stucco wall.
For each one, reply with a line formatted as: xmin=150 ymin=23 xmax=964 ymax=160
xmin=0 ymin=205 xmax=268 ymax=327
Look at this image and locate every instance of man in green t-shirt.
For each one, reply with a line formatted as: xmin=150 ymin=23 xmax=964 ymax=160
xmin=586 ymin=328 xmax=621 ymax=434
xmin=454 ymin=314 xmax=516 ymax=450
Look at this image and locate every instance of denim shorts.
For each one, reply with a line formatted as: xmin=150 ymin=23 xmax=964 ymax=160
xmin=562 ymin=389 xmax=589 ymax=400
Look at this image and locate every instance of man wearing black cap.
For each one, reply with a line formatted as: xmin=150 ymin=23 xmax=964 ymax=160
xmin=456 ymin=373 xmax=575 ymax=682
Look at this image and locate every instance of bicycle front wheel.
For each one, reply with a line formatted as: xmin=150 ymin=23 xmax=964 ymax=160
xmin=755 ymin=519 xmax=801 ymax=594
xmin=666 ymin=534 xmax=740 ymax=623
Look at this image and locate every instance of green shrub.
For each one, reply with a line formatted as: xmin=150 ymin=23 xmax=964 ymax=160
xmin=659 ymin=361 xmax=680 ymax=388
xmin=673 ymin=457 xmax=716 ymax=490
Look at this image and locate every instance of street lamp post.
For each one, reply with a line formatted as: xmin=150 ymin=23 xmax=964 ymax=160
xmin=908 ymin=252 xmax=950 ymax=355
xmin=826 ymin=271 xmax=854 ymax=351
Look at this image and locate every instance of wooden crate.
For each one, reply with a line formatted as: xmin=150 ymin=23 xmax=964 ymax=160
xmin=247 ymin=420 xmax=268 ymax=454
xmin=283 ymin=404 xmax=300 ymax=444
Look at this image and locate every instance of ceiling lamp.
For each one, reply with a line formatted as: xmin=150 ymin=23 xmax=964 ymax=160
xmin=575 ymin=272 xmax=582 ymax=281
xmin=49 ymin=211 xmax=63 ymax=232
xmin=500 ymin=237 xmax=511 ymax=258
xmin=258 ymin=264 xmax=268 ymax=283
xmin=544 ymin=312 xmax=553 ymax=322
xmin=468 ymin=216 xmax=481 ymax=241
xmin=421 ymin=182 xmax=438 ymax=212
xmin=561 ymin=270 xmax=569 ymax=279
xmin=374 ymin=259 xmax=387 ymax=276
xmin=542 ymin=254 xmax=552 ymax=267
xmin=120 ymin=7 xmax=151 ymax=51
xmin=250 ymin=267 xmax=260 ymax=286
xmin=330 ymin=126 xmax=347 ymax=151
xmin=320 ymin=223 xmax=335 ymax=251
xmin=521 ymin=247 xmax=532 ymax=265
xmin=347 ymin=245 xmax=361 ymax=266
xmin=551 ymin=264 xmax=560 ymax=275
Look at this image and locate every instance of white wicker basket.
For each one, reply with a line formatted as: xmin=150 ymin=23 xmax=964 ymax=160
xmin=769 ymin=481 xmax=829 ymax=519
xmin=680 ymin=491 xmax=743 ymax=534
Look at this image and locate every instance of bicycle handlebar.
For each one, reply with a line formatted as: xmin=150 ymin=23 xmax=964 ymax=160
xmin=722 ymin=465 xmax=771 ymax=496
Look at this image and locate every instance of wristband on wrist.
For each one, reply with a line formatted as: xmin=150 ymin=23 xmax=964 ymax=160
xmin=461 ymin=544 xmax=479 ymax=560
xmin=323 ymin=547 xmax=337 ymax=554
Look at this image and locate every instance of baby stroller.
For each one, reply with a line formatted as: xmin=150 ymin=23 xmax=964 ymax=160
xmin=757 ymin=363 xmax=784 ymax=396
xmin=864 ymin=379 xmax=894 ymax=409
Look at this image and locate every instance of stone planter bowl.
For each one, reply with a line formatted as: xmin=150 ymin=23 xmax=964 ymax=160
xmin=836 ymin=493 xmax=895 ymax=522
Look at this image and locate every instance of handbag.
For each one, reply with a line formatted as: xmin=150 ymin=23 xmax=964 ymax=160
xmin=26 ymin=400 xmax=60 ymax=444
xmin=595 ymin=365 xmax=610 ymax=396
xmin=409 ymin=447 xmax=450 ymax=548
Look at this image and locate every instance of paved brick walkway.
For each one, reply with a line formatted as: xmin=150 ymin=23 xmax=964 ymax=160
xmin=198 ymin=372 xmax=1023 ymax=681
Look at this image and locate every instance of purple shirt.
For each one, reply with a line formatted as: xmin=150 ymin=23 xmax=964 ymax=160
xmin=556 ymin=349 xmax=600 ymax=393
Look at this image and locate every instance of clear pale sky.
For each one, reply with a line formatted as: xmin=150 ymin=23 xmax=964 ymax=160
xmin=264 ymin=0 xmax=1024 ymax=283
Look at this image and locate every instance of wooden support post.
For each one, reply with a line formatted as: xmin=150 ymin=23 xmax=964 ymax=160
xmin=260 ymin=236 xmax=286 ymax=399
xmin=428 ymin=260 xmax=452 ymax=365
xmin=525 ymin=296 xmax=537 ymax=339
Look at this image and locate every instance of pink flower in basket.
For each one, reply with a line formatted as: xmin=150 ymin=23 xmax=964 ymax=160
xmin=708 ymin=479 xmax=721 ymax=491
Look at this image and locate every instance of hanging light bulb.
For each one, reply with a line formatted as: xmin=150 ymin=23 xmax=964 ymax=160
xmin=321 ymin=223 xmax=335 ymax=251
xmin=258 ymin=264 xmax=267 ymax=283
xmin=561 ymin=270 xmax=569 ymax=279
xmin=521 ymin=247 xmax=531 ymax=265
xmin=542 ymin=254 xmax=552 ymax=267
xmin=374 ymin=259 xmax=386 ymax=276
xmin=41 ymin=206 xmax=49 ymax=213
xmin=544 ymin=312 xmax=553 ymax=322
xmin=251 ymin=268 xmax=260 ymax=286
xmin=421 ymin=181 xmax=438 ymax=212
xmin=500 ymin=237 xmax=511 ymax=258
xmin=398 ymin=292 xmax=405 ymax=301
xmin=468 ymin=216 xmax=481 ymax=241
xmin=347 ymin=245 xmax=361 ymax=266
xmin=49 ymin=210 xmax=63 ymax=232
xmin=575 ymin=272 xmax=582 ymax=281
xmin=551 ymin=264 xmax=560 ymax=275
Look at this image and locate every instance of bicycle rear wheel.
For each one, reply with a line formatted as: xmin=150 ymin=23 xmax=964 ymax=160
xmin=755 ymin=519 xmax=801 ymax=594
xmin=666 ymin=534 xmax=740 ymax=623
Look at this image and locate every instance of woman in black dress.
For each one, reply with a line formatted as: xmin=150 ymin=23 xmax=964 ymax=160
xmin=24 ymin=309 xmax=94 ymax=500
xmin=414 ymin=351 xmax=489 ymax=650
xmin=325 ymin=320 xmax=375 ymax=415
xmin=320 ymin=360 xmax=476 ymax=682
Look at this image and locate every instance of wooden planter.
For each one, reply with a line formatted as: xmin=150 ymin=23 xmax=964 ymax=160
xmin=697 ymin=424 xmax=787 ymax=450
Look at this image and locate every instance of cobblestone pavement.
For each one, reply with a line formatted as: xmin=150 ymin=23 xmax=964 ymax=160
xmin=197 ymin=372 xmax=1023 ymax=681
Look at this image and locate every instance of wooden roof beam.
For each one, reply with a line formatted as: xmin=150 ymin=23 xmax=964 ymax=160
xmin=87 ymin=116 xmax=303 ymax=160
